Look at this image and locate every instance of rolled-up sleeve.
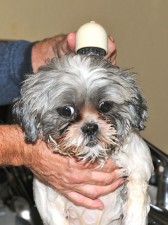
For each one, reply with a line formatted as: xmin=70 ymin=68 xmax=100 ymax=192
xmin=0 ymin=40 xmax=34 ymax=105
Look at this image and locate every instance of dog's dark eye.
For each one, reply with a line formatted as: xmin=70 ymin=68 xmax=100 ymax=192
xmin=57 ymin=106 xmax=75 ymax=118
xmin=99 ymin=101 xmax=113 ymax=113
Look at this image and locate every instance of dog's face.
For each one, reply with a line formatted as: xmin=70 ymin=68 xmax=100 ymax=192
xmin=13 ymin=55 xmax=147 ymax=161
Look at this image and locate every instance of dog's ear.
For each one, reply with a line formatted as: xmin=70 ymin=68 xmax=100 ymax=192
xmin=13 ymin=99 xmax=38 ymax=142
xmin=110 ymin=69 xmax=148 ymax=134
xmin=122 ymin=73 xmax=148 ymax=131
xmin=127 ymin=90 xmax=148 ymax=131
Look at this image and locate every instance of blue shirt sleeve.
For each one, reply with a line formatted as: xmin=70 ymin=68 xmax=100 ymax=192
xmin=0 ymin=40 xmax=34 ymax=105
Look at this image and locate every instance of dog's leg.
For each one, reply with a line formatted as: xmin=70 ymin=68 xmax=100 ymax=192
xmin=113 ymin=132 xmax=153 ymax=225
xmin=122 ymin=176 xmax=150 ymax=225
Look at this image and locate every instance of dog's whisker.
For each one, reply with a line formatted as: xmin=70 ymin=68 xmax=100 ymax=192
xmin=48 ymin=135 xmax=59 ymax=151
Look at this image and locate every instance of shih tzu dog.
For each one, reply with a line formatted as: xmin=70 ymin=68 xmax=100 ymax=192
xmin=13 ymin=54 xmax=153 ymax=225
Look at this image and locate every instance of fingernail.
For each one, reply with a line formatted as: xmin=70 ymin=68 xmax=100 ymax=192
xmin=109 ymin=35 xmax=115 ymax=42
xmin=98 ymin=205 xmax=104 ymax=210
xmin=67 ymin=32 xmax=76 ymax=50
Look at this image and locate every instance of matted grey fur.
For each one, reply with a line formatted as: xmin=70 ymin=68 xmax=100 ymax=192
xmin=13 ymin=55 xmax=147 ymax=144
xmin=13 ymin=54 xmax=153 ymax=225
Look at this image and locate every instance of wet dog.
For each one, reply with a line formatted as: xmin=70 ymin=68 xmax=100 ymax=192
xmin=13 ymin=54 xmax=153 ymax=225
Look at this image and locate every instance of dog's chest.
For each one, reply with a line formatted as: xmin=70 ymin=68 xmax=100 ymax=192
xmin=64 ymin=190 xmax=123 ymax=225
xmin=34 ymin=178 xmax=124 ymax=225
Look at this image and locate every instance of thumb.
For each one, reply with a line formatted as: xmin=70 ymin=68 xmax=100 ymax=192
xmin=67 ymin=32 xmax=76 ymax=52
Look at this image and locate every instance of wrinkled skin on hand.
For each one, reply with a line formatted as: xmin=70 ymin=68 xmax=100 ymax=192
xmin=23 ymin=139 xmax=124 ymax=209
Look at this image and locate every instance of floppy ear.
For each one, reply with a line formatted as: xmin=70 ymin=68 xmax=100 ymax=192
xmin=13 ymin=99 xmax=38 ymax=142
xmin=127 ymin=90 xmax=148 ymax=131
xmin=121 ymin=71 xmax=148 ymax=131
xmin=113 ymin=70 xmax=148 ymax=134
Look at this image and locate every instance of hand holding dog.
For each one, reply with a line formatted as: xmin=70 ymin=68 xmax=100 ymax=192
xmin=0 ymin=124 xmax=122 ymax=209
xmin=23 ymin=139 xmax=124 ymax=209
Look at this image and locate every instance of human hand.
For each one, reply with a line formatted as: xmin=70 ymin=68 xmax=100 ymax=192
xmin=31 ymin=34 xmax=71 ymax=72
xmin=23 ymin=139 xmax=124 ymax=209
xmin=31 ymin=32 xmax=117 ymax=72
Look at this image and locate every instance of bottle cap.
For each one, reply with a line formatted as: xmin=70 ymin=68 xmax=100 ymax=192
xmin=75 ymin=21 xmax=108 ymax=56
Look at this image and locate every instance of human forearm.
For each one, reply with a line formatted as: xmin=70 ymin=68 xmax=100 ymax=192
xmin=0 ymin=124 xmax=25 ymax=166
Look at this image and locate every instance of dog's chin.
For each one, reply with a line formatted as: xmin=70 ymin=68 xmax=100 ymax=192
xmin=48 ymin=134 xmax=111 ymax=163
xmin=86 ymin=141 xmax=97 ymax=147
xmin=86 ymin=135 xmax=98 ymax=147
xmin=76 ymin=143 xmax=112 ymax=164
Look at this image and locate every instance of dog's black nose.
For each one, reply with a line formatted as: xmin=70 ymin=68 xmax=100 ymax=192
xmin=81 ymin=123 xmax=98 ymax=136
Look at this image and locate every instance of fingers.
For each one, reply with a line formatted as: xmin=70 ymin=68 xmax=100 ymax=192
xmin=62 ymin=161 xmax=125 ymax=187
xmin=52 ymin=35 xmax=70 ymax=57
xmin=67 ymin=32 xmax=76 ymax=51
xmin=65 ymin=191 xmax=104 ymax=209
xmin=34 ymin=166 xmax=125 ymax=209
xmin=73 ymin=178 xmax=124 ymax=200
xmin=82 ymin=169 xmax=125 ymax=186
xmin=29 ymin=141 xmax=126 ymax=209
xmin=64 ymin=177 xmax=124 ymax=209
xmin=52 ymin=32 xmax=76 ymax=56
xmin=104 ymin=35 xmax=117 ymax=65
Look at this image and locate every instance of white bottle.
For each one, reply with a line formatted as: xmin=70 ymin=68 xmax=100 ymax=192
xmin=76 ymin=21 xmax=108 ymax=57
